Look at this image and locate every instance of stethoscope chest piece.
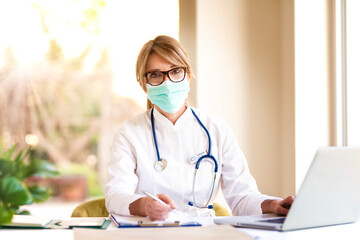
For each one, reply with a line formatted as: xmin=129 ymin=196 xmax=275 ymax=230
xmin=154 ymin=158 xmax=167 ymax=172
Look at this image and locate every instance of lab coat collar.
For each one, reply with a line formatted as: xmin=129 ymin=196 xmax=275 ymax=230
xmin=152 ymin=104 xmax=193 ymax=130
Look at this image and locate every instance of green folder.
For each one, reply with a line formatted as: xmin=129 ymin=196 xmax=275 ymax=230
xmin=0 ymin=215 xmax=110 ymax=229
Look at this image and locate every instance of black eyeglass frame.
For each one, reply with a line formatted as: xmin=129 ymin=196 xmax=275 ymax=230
xmin=144 ymin=67 xmax=187 ymax=86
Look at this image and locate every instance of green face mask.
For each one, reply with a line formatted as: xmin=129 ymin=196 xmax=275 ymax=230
xmin=146 ymin=80 xmax=190 ymax=113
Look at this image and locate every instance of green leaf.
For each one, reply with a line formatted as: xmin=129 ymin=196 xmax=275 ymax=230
xmin=0 ymin=145 xmax=16 ymax=160
xmin=0 ymin=145 xmax=28 ymax=180
xmin=13 ymin=150 xmax=29 ymax=180
xmin=0 ymin=159 xmax=15 ymax=177
xmin=16 ymin=209 xmax=31 ymax=215
xmin=0 ymin=177 xmax=33 ymax=205
xmin=14 ymin=149 xmax=28 ymax=165
xmin=26 ymin=158 xmax=60 ymax=178
xmin=0 ymin=203 xmax=14 ymax=225
xmin=28 ymin=185 xmax=51 ymax=203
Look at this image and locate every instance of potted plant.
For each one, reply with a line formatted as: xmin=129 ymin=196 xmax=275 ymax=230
xmin=0 ymin=145 xmax=59 ymax=224
xmin=58 ymin=163 xmax=104 ymax=201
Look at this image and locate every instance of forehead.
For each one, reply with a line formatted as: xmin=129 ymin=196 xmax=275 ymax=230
xmin=146 ymin=52 xmax=175 ymax=71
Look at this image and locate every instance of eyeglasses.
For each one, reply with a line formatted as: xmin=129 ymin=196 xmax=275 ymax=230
xmin=144 ymin=67 xmax=187 ymax=86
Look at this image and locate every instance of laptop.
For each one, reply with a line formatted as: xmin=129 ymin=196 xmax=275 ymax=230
xmin=214 ymin=146 xmax=360 ymax=231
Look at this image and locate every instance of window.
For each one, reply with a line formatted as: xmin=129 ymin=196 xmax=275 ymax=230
xmin=344 ymin=0 xmax=360 ymax=145
xmin=336 ymin=0 xmax=360 ymax=146
xmin=0 ymin=0 xmax=179 ymax=197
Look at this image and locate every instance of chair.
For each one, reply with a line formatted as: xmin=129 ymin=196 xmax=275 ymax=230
xmin=71 ymin=198 xmax=109 ymax=217
xmin=71 ymin=198 xmax=231 ymax=217
xmin=212 ymin=202 xmax=231 ymax=216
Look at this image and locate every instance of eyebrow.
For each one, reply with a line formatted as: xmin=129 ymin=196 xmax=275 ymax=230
xmin=146 ymin=65 xmax=178 ymax=72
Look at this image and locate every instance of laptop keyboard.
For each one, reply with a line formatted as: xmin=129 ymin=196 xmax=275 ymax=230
xmin=257 ymin=217 xmax=286 ymax=224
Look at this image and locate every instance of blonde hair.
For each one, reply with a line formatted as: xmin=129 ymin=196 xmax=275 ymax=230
xmin=136 ymin=35 xmax=192 ymax=109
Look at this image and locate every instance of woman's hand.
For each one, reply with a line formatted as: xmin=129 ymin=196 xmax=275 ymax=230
xmin=261 ymin=196 xmax=295 ymax=216
xmin=129 ymin=193 xmax=176 ymax=221
xmin=144 ymin=194 xmax=176 ymax=221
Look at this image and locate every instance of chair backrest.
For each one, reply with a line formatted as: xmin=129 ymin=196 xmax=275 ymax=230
xmin=71 ymin=198 xmax=231 ymax=217
xmin=71 ymin=198 xmax=109 ymax=217
xmin=213 ymin=202 xmax=231 ymax=216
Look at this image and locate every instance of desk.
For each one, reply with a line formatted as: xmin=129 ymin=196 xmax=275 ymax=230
xmin=240 ymin=221 xmax=360 ymax=240
xmin=1 ymin=217 xmax=360 ymax=240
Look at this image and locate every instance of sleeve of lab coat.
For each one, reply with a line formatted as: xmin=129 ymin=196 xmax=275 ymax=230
xmin=219 ymin=121 xmax=277 ymax=216
xmin=104 ymin=123 xmax=143 ymax=216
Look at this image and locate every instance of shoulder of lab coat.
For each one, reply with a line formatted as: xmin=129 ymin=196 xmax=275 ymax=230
xmin=104 ymin=110 xmax=151 ymax=216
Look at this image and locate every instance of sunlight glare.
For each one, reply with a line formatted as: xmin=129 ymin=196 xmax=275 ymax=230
xmin=0 ymin=0 xmax=180 ymax=106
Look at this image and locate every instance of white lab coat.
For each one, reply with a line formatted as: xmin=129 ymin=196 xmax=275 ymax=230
xmin=105 ymin=106 xmax=273 ymax=217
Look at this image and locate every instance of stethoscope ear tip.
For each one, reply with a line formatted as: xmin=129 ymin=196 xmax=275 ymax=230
xmin=188 ymin=201 xmax=213 ymax=209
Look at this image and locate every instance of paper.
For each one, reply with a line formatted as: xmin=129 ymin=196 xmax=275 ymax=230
xmin=1 ymin=216 xmax=110 ymax=229
xmin=74 ymin=224 xmax=253 ymax=240
xmin=1 ymin=215 xmax=51 ymax=228
xmin=46 ymin=218 xmax=108 ymax=229
xmin=110 ymin=211 xmax=200 ymax=227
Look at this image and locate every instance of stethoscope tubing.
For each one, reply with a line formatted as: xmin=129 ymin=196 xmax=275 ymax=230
xmin=192 ymin=168 xmax=217 ymax=209
xmin=151 ymin=108 xmax=161 ymax=162
xmin=150 ymin=107 xmax=218 ymax=209
xmin=190 ymin=109 xmax=212 ymax=156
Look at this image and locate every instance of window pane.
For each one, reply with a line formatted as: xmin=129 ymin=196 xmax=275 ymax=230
xmin=347 ymin=0 xmax=360 ymax=145
xmin=0 ymin=0 xmax=179 ymax=198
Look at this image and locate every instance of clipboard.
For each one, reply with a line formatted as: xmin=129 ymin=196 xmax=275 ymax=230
xmin=110 ymin=214 xmax=202 ymax=228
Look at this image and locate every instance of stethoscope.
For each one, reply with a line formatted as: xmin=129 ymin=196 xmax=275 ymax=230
xmin=151 ymin=107 xmax=218 ymax=209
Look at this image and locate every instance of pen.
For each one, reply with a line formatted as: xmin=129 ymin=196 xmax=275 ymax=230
xmin=142 ymin=190 xmax=180 ymax=215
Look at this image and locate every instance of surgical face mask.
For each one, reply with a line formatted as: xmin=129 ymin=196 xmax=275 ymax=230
xmin=146 ymin=80 xmax=190 ymax=113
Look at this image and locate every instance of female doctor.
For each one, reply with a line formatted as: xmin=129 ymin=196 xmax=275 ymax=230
xmin=105 ymin=35 xmax=294 ymax=221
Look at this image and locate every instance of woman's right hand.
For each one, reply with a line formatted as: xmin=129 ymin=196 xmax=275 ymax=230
xmin=144 ymin=194 xmax=176 ymax=221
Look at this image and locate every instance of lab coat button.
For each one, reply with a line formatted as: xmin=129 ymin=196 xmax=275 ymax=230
xmin=189 ymin=156 xmax=197 ymax=163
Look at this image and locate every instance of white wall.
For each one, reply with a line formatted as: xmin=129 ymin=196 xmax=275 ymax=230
xmin=180 ymin=0 xmax=295 ymax=200
xmin=180 ymin=0 xmax=336 ymax=210
xmin=196 ymin=0 xmax=284 ymax=198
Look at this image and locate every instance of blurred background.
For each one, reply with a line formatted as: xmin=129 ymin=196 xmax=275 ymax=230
xmin=0 ymin=0 xmax=178 ymax=204
xmin=0 ymin=0 xmax=359 ymax=216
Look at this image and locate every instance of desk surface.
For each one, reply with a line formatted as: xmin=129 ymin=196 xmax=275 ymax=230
xmin=1 ymin=217 xmax=359 ymax=240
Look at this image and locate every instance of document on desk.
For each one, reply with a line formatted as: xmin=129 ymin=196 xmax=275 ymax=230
xmin=0 ymin=215 xmax=110 ymax=229
xmin=0 ymin=215 xmax=52 ymax=228
xmin=46 ymin=218 xmax=111 ymax=229
xmin=110 ymin=211 xmax=201 ymax=227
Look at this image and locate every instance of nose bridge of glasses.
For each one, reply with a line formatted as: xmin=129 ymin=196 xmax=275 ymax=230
xmin=162 ymin=70 xmax=172 ymax=81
